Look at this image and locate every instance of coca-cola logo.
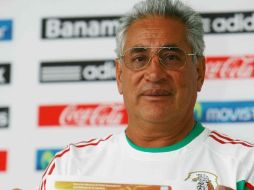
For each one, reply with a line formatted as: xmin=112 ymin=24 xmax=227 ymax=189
xmin=38 ymin=103 xmax=128 ymax=127
xmin=205 ymin=56 xmax=254 ymax=79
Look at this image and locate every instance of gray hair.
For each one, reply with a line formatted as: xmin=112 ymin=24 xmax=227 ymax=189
xmin=115 ymin=0 xmax=205 ymax=58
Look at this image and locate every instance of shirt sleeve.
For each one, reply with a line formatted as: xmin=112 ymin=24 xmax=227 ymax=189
xmin=38 ymin=145 xmax=71 ymax=190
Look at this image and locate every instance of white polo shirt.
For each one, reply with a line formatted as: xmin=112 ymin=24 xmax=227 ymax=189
xmin=39 ymin=122 xmax=254 ymax=190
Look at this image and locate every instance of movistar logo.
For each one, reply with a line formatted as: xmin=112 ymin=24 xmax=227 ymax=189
xmin=36 ymin=149 xmax=61 ymax=170
xmin=194 ymin=102 xmax=203 ymax=121
xmin=193 ymin=101 xmax=254 ymax=123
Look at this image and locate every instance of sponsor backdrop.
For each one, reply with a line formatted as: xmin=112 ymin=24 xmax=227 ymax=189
xmin=0 ymin=0 xmax=254 ymax=189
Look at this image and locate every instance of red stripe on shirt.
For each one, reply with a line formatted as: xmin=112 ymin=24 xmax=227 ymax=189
xmin=211 ymin=131 xmax=234 ymax=141
xmin=55 ymin=135 xmax=112 ymax=158
xmin=40 ymin=134 xmax=113 ymax=190
xmin=209 ymin=134 xmax=253 ymax=147
xmin=210 ymin=131 xmax=253 ymax=147
xmin=48 ymin=163 xmax=55 ymax=175
xmin=55 ymin=147 xmax=70 ymax=158
xmin=39 ymin=179 xmax=46 ymax=190
xmin=42 ymin=159 xmax=54 ymax=178
xmin=74 ymin=138 xmax=97 ymax=146
xmin=43 ymin=180 xmax=46 ymax=190
xmin=246 ymin=182 xmax=254 ymax=190
xmin=75 ymin=135 xmax=112 ymax=149
xmin=211 ymin=131 xmax=253 ymax=147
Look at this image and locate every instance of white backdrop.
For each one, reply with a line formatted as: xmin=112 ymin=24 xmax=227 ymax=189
xmin=0 ymin=0 xmax=254 ymax=189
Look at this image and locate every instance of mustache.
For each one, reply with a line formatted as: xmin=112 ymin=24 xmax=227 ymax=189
xmin=140 ymin=86 xmax=174 ymax=96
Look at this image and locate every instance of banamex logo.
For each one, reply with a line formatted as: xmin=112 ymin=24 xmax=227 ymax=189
xmin=42 ymin=16 xmax=119 ymax=39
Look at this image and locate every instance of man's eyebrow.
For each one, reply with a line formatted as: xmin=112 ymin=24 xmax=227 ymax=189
xmin=127 ymin=44 xmax=180 ymax=54
xmin=130 ymin=44 xmax=147 ymax=48
xmin=162 ymin=43 xmax=179 ymax=48
xmin=129 ymin=47 xmax=147 ymax=54
xmin=131 ymin=44 xmax=179 ymax=48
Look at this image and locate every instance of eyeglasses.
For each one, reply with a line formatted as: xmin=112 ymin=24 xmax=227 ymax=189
xmin=119 ymin=46 xmax=196 ymax=71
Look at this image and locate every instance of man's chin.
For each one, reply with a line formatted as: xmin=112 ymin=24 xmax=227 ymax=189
xmin=139 ymin=112 xmax=172 ymax=124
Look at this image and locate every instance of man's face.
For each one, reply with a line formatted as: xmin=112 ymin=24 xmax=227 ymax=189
xmin=115 ymin=16 xmax=205 ymax=124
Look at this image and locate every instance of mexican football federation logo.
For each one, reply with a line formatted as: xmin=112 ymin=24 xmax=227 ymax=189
xmin=185 ymin=171 xmax=218 ymax=190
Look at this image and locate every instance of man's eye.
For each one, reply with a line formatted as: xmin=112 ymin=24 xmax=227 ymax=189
xmin=131 ymin=56 xmax=148 ymax=63
xmin=163 ymin=54 xmax=182 ymax=62
xmin=166 ymin=55 xmax=179 ymax=60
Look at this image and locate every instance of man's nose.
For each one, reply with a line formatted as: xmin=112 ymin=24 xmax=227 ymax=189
xmin=144 ymin=55 xmax=168 ymax=82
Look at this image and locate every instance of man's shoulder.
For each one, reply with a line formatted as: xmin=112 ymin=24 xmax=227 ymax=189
xmin=40 ymin=132 xmax=125 ymax=179
xmin=55 ymin=132 xmax=124 ymax=160
xmin=203 ymin=127 xmax=254 ymax=158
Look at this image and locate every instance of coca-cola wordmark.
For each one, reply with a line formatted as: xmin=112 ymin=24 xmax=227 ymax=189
xmin=38 ymin=104 xmax=128 ymax=127
xmin=205 ymin=55 xmax=254 ymax=79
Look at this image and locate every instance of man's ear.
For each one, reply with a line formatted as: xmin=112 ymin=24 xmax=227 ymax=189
xmin=115 ymin=58 xmax=123 ymax=94
xmin=196 ymin=56 xmax=206 ymax=92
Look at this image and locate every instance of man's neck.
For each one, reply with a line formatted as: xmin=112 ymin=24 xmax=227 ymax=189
xmin=125 ymin=118 xmax=195 ymax=148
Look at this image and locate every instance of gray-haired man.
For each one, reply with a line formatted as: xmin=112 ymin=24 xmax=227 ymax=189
xmin=40 ymin=1 xmax=254 ymax=189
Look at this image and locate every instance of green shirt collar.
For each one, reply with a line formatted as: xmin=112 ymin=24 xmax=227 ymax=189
xmin=125 ymin=122 xmax=204 ymax=153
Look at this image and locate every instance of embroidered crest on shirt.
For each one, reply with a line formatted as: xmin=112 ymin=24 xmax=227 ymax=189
xmin=184 ymin=171 xmax=218 ymax=190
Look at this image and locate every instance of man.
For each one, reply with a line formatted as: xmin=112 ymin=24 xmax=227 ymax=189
xmin=39 ymin=0 xmax=254 ymax=190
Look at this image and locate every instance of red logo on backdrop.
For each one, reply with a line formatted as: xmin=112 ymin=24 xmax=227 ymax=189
xmin=0 ymin=150 xmax=7 ymax=172
xmin=205 ymin=55 xmax=254 ymax=79
xmin=38 ymin=103 xmax=128 ymax=127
